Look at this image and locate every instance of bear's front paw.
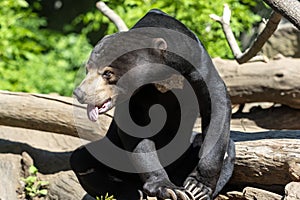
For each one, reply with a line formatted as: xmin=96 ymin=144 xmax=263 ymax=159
xmin=183 ymin=177 xmax=212 ymax=200
xmin=143 ymin=178 xmax=194 ymax=200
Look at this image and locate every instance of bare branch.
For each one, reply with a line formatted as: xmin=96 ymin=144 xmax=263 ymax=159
xmin=210 ymin=4 xmax=282 ymax=64
xmin=263 ymin=0 xmax=300 ymax=30
xmin=210 ymin=4 xmax=242 ymax=58
xmin=240 ymin=11 xmax=282 ymax=63
xmin=96 ymin=1 xmax=128 ymax=32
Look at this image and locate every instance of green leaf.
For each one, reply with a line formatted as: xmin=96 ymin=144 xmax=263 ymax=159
xmin=38 ymin=189 xmax=48 ymax=196
xmin=17 ymin=0 xmax=28 ymax=8
xmin=39 ymin=180 xmax=49 ymax=186
xmin=24 ymin=176 xmax=37 ymax=184
xmin=29 ymin=165 xmax=38 ymax=175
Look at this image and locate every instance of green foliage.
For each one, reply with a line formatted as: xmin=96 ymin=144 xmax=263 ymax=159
xmin=1 ymin=0 xmax=262 ymax=95
xmin=73 ymin=0 xmax=261 ymax=58
xmin=0 ymin=0 xmax=92 ymax=96
xmin=96 ymin=193 xmax=116 ymax=200
xmin=21 ymin=165 xmax=49 ymax=198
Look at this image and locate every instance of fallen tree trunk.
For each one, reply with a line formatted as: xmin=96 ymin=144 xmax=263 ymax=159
xmin=230 ymin=135 xmax=300 ymax=193
xmin=0 ymin=91 xmax=112 ymax=141
xmin=213 ymin=58 xmax=300 ymax=109
xmin=0 ymin=127 xmax=299 ymax=191
xmin=1 ymin=94 xmax=300 ymax=137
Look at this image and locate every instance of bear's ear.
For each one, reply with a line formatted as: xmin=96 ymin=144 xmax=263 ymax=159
xmin=152 ymin=38 xmax=167 ymax=51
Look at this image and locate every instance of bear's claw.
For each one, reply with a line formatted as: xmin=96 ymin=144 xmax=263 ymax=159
xmin=183 ymin=179 xmax=212 ymax=200
xmin=163 ymin=183 xmax=210 ymax=200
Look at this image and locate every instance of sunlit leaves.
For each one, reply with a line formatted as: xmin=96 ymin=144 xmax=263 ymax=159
xmin=0 ymin=0 xmax=92 ymax=96
xmin=74 ymin=0 xmax=262 ymax=58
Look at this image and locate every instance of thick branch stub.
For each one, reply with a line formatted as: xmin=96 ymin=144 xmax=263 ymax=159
xmin=263 ymin=0 xmax=300 ymax=30
xmin=210 ymin=4 xmax=282 ymax=64
xmin=239 ymin=11 xmax=281 ymax=63
xmin=96 ymin=1 xmax=128 ymax=32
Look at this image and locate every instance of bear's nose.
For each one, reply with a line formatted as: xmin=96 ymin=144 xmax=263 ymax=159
xmin=73 ymin=87 xmax=86 ymax=104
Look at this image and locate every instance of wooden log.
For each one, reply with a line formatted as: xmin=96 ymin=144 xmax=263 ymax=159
xmin=230 ymin=132 xmax=300 ymax=189
xmin=0 ymin=154 xmax=22 ymax=200
xmin=43 ymin=171 xmax=91 ymax=200
xmin=1 ymin=94 xmax=300 ymax=137
xmin=243 ymin=187 xmax=282 ymax=200
xmin=1 ymin=126 xmax=300 ymax=189
xmin=213 ymin=58 xmax=300 ymax=109
xmin=284 ymin=182 xmax=300 ymax=200
xmin=0 ymin=91 xmax=112 ymax=141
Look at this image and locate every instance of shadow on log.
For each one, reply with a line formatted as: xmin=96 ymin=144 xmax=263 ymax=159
xmin=232 ymin=105 xmax=300 ymax=130
xmin=0 ymin=138 xmax=71 ymax=174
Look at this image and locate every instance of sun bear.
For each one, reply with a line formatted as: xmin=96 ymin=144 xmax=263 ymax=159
xmin=72 ymin=9 xmax=235 ymax=200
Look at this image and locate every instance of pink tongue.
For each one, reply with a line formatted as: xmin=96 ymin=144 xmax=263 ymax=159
xmin=87 ymin=104 xmax=99 ymax=122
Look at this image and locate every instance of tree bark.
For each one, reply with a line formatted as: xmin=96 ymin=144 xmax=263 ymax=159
xmin=1 ymin=128 xmax=299 ymax=191
xmin=229 ymin=136 xmax=300 ymax=191
xmin=213 ymin=58 xmax=300 ymax=109
xmin=0 ymin=154 xmax=22 ymax=200
xmin=263 ymin=0 xmax=300 ymax=30
xmin=231 ymin=130 xmax=300 ymax=191
xmin=243 ymin=187 xmax=282 ymax=200
xmin=1 ymin=94 xmax=300 ymax=139
xmin=284 ymin=182 xmax=300 ymax=200
xmin=0 ymin=91 xmax=112 ymax=141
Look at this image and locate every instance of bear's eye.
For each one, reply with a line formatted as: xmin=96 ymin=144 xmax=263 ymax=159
xmin=102 ymin=70 xmax=113 ymax=79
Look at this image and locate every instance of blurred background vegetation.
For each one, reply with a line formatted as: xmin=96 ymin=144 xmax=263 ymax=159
xmin=0 ymin=0 xmax=269 ymax=96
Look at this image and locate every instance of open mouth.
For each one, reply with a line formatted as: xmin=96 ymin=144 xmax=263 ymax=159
xmin=87 ymin=98 xmax=112 ymax=122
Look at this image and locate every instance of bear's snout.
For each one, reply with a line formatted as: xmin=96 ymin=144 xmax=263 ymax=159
xmin=73 ymin=87 xmax=86 ymax=104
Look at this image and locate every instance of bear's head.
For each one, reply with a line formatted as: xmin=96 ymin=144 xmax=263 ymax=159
xmin=73 ymin=31 xmax=168 ymax=122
